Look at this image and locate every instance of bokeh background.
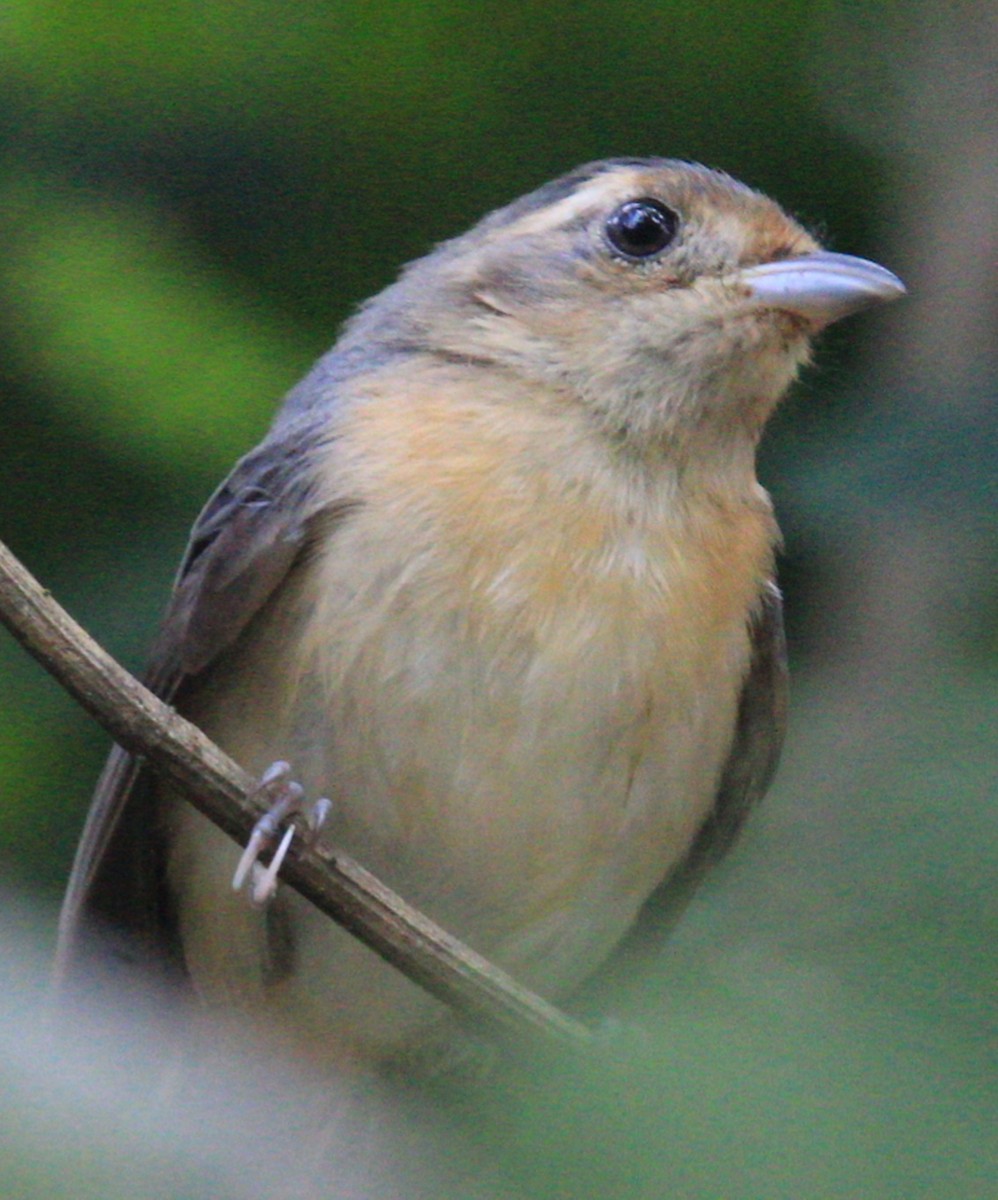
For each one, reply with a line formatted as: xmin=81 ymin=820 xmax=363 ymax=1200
xmin=0 ymin=2 xmax=994 ymax=1197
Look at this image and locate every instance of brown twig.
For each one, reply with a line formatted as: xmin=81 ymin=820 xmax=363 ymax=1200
xmin=0 ymin=537 xmax=591 ymax=1048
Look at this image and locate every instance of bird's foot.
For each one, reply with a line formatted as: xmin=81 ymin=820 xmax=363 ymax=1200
xmin=232 ymin=761 xmax=332 ymax=905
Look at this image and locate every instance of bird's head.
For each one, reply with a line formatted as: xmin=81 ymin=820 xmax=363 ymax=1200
xmin=343 ymin=159 xmax=904 ymax=461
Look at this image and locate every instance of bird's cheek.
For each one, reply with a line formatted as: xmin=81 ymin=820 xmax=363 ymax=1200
xmin=674 ymin=309 xmax=810 ymax=421
xmin=717 ymin=306 xmax=813 ymax=365
xmin=734 ymin=314 xmax=813 ymax=400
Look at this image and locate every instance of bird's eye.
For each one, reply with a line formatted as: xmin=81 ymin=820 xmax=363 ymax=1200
xmin=605 ymin=198 xmax=679 ymax=259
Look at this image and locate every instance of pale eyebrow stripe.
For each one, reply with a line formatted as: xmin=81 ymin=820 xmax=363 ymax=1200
xmin=500 ymin=171 xmax=645 ymax=238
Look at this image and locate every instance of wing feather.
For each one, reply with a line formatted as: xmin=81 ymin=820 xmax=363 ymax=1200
xmin=683 ymin=578 xmax=788 ymax=876
xmin=55 ymin=416 xmax=347 ymax=982
xmin=613 ymin=579 xmax=788 ymax=956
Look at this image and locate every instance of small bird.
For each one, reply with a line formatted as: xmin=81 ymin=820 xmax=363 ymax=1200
xmin=57 ymin=159 xmax=904 ymax=1067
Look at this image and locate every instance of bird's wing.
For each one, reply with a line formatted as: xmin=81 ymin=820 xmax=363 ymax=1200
xmin=619 ymin=579 xmax=788 ymax=951
xmin=685 ymin=578 xmax=788 ymax=875
xmin=55 ymin=414 xmax=351 ymax=983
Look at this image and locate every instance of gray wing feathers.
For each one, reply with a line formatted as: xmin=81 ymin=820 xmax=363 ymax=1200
xmin=152 ymin=420 xmax=327 ymax=680
xmin=683 ymin=577 xmax=788 ymax=875
xmin=55 ymin=744 xmax=143 ymax=971
xmin=618 ymin=579 xmax=788 ymax=951
xmin=55 ymin=419 xmax=340 ymax=981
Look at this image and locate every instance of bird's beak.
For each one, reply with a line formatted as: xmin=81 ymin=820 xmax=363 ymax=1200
xmin=738 ymin=251 xmax=906 ymax=328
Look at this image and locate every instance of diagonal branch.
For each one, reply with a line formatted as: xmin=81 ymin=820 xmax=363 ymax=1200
xmin=0 ymin=536 xmax=591 ymax=1049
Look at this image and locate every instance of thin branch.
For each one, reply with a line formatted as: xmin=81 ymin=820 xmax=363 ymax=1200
xmin=0 ymin=537 xmax=591 ymax=1049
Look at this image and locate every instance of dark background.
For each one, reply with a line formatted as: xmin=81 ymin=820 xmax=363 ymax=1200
xmin=0 ymin=3 xmax=994 ymax=1197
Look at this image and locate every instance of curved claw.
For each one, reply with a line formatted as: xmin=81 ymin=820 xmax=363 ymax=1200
xmin=245 ymin=796 xmax=333 ymax=904
xmin=309 ymin=797 xmax=333 ymax=833
xmin=250 ymin=823 xmax=297 ymax=905
xmin=233 ymin=826 xmax=270 ymax=892
xmin=232 ymin=762 xmax=333 ymax=904
xmin=232 ymin=765 xmax=303 ymax=892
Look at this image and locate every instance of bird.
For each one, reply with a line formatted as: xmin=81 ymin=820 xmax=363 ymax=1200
xmin=56 ymin=158 xmax=905 ymax=1069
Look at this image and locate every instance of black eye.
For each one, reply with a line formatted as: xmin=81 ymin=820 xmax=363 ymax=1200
xmin=605 ymin=198 xmax=679 ymax=259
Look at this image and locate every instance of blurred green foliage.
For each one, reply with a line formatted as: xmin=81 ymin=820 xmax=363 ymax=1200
xmin=0 ymin=2 xmax=993 ymax=1197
